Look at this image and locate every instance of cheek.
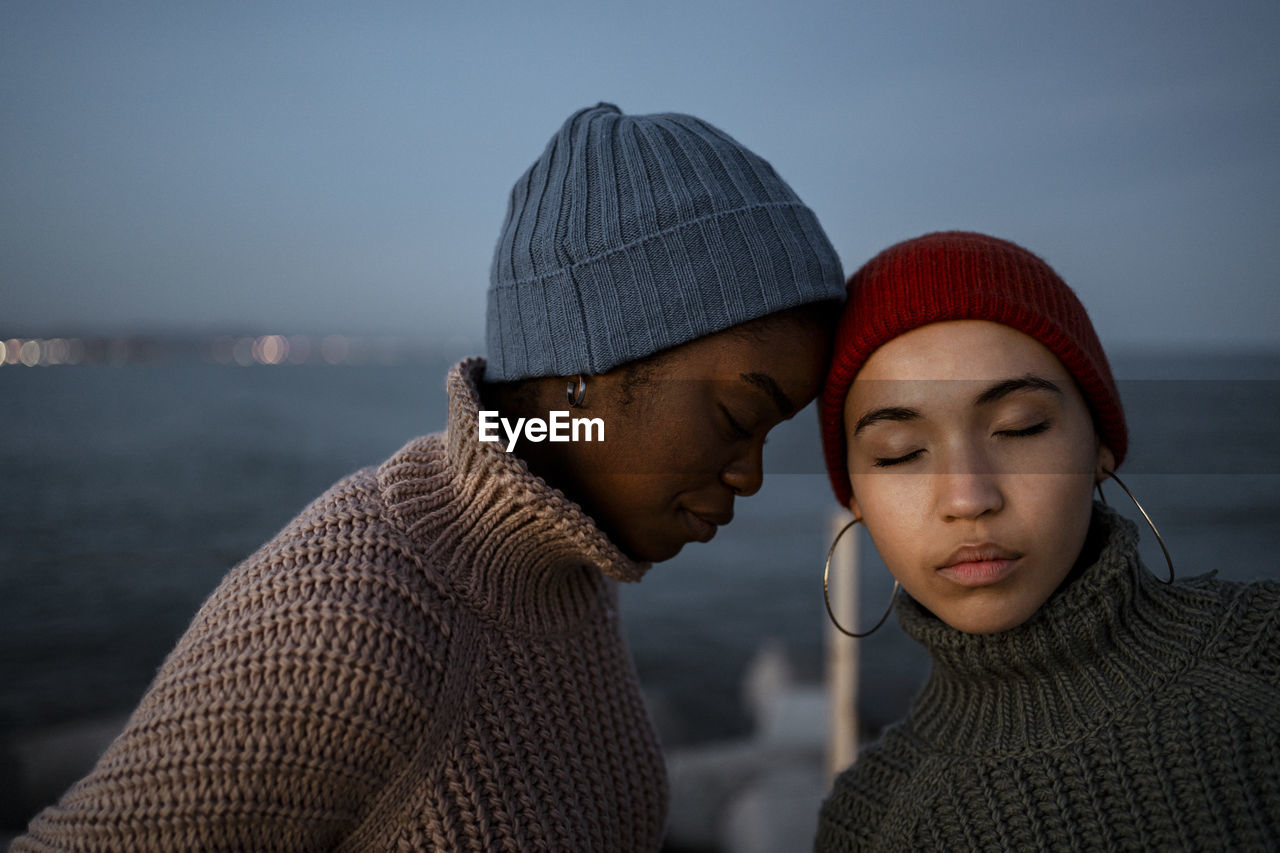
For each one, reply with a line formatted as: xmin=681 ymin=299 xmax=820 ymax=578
xmin=580 ymin=474 xmax=684 ymax=561
xmin=850 ymin=474 xmax=930 ymax=569
xmin=618 ymin=391 xmax=731 ymax=473
xmin=1013 ymin=429 xmax=1101 ymax=515
xmin=852 ymin=468 xmax=930 ymax=515
xmin=596 ymin=408 xmax=709 ymax=478
xmin=1021 ymin=471 xmax=1097 ymax=549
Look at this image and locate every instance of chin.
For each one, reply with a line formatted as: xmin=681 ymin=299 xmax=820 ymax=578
xmin=624 ymin=536 xmax=684 ymax=564
xmin=940 ymin=604 xmax=1034 ymax=635
xmin=651 ymin=540 xmax=686 ymax=563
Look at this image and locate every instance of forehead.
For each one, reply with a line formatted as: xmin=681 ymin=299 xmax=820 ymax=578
xmin=663 ymin=314 xmax=829 ymax=382
xmin=856 ymin=320 xmax=1069 ymax=384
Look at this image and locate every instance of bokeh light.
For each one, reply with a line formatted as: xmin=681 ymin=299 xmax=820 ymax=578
xmin=320 ymin=335 xmax=349 ymax=365
xmin=232 ymin=337 xmax=255 ymax=367
xmin=0 ymin=333 xmax=440 ymax=366
xmin=252 ymin=335 xmax=288 ymax=365
xmin=19 ymin=340 xmax=41 ymax=367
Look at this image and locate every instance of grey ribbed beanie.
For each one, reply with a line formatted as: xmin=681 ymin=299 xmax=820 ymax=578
xmin=486 ymin=103 xmax=845 ymax=381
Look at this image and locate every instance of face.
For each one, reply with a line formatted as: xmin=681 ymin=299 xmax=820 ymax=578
xmin=557 ymin=313 xmax=830 ymax=562
xmin=843 ymin=320 xmax=1114 ymax=634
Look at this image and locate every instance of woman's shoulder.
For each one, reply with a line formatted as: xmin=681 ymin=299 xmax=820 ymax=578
xmin=1147 ymin=572 xmax=1280 ymax=733
xmin=1189 ymin=574 xmax=1280 ymax=690
xmin=187 ymin=452 xmax=466 ymax=684
xmin=214 ymin=462 xmax=432 ymax=582
xmin=241 ymin=437 xmax=456 ymax=579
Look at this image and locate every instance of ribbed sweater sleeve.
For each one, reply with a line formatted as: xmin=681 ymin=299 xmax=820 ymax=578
xmin=14 ymin=471 xmax=449 ymax=852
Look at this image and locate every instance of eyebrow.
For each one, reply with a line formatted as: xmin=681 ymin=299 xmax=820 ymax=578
xmin=853 ymin=406 xmax=920 ymax=436
xmin=972 ymin=374 xmax=1063 ymax=406
xmin=851 ymin=374 xmax=1063 ymax=436
xmin=740 ymin=371 xmax=795 ymax=416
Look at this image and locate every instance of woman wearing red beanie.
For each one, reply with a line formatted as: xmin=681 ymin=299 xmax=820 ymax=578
xmin=814 ymin=232 xmax=1280 ymax=851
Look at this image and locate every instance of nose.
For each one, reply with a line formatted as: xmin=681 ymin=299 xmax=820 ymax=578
xmin=721 ymin=442 xmax=764 ymax=497
xmin=936 ymin=447 xmax=1003 ymax=521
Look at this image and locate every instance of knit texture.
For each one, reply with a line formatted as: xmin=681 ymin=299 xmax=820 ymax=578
xmin=815 ymin=506 xmax=1280 ymax=851
xmin=486 ymin=102 xmax=846 ymax=381
xmin=820 ymin=231 xmax=1126 ymax=508
xmin=14 ymin=359 xmax=668 ymax=852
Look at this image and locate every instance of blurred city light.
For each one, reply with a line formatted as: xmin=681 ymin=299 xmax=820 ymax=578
xmin=320 ymin=334 xmax=349 ymax=365
xmin=287 ymin=335 xmax=311 ymax=364
xmin=0 ymin=333 xmax=458 ymax=367
xmin=19 ymin=340 xmax=41 ymax=366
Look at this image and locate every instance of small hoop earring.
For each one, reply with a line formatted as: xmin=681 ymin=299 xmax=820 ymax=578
xmin=824 ymin=518 xmax=899 ymax=638
xmin=567 ymin=375 xmax=587 ymax=408
xmin=1099 ymin=468 xmax=1174 ymax=584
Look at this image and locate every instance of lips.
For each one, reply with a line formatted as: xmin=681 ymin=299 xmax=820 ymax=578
xmin=936 ymin=543 xmax=1022 ymax=587
xmin=681 ymin=508 xmax=733 ymax=543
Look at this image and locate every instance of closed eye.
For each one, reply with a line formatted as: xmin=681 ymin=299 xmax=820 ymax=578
xmin=874 ymin=449 xmax=924 ymax=468
xmin=720 ymin=406 xmax=752 ymax=440
xmin=995 ymin=421 xmax=1050 ymax=438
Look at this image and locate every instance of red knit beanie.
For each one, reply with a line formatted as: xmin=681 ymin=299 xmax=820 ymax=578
xmin=820 ymin=231 xmax=1127 ymax=508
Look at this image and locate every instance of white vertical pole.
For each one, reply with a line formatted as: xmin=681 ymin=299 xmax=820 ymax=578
xmin=826 ymin=509 xmax=859 ymax=783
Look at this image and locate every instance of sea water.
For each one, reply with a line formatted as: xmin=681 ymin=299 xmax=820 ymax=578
xmin=2 ymin=350 xmax=1278 ymax=756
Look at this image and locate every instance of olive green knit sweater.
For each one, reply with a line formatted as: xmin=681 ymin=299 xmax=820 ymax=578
xmin=15 ymin=359 xmax=668 ymax=852
xmin=816 ymin=506 xmax=1280 ymax=852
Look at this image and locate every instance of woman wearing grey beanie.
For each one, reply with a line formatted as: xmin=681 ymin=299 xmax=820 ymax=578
xmin=15 ymin=103 xmax=844 ymax=852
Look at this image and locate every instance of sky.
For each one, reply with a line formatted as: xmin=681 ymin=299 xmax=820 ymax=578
xmin=2 ymin=0 xmax=1279 ymax=350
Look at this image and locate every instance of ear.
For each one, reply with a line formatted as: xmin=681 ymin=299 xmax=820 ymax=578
xmin=846 ymin=492 xmax=862 ymax=522
xmin=1095 ymin=443 xmax=1116 ymax=483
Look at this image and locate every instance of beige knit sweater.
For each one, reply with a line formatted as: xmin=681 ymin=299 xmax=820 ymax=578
xmin=15 ymin=358 xmax=669 ymax=852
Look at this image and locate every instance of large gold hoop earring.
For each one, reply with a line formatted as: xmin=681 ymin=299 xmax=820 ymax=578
xmin=1098 ymin=468 xmax=1174 ymax=584
xmin=824 ymin=518 xmax=900 ymax=638
xmin=567 ymin=375 xmax=587 ymax=408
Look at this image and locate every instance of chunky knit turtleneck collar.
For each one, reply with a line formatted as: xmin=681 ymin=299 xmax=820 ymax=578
xmin=897 ymin=504 xmax=1230 ymax=756
xmin=376 ymin=358 xmax=649 ymax=634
